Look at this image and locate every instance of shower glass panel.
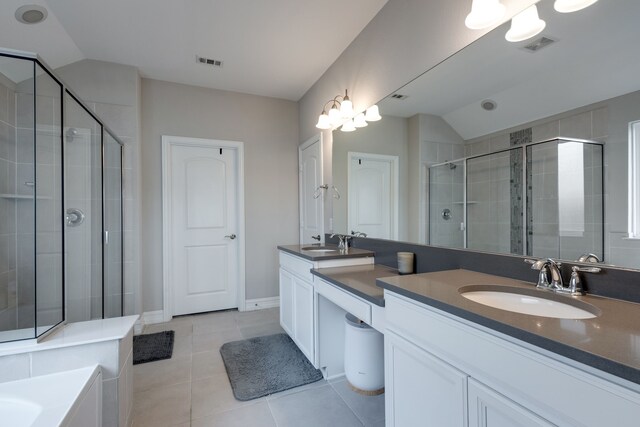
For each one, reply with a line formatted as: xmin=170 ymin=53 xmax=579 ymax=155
xmin=527 ymin=139 xmax=604 ymax=261
xmin=466 ymin=149 xmax=522 ymax=255
xmin=429 ymin=160 xmax=464 ymax=248
xmin=64 ymin=92 xmax=103 ymax=322
xmin=0 ymin=54 xmax=64 ymax=342
xmin=35 ymin=64 xmax=64 ymax=336
xmin=103 ymin=131 xmax=123 ymax=318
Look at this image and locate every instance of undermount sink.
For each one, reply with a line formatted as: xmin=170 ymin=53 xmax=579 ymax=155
xmin=0 ymin=398 xmax=42 ymax=427
xmin=301 ymin=246 xmax=339 ymax=253
xmin=458 ymin=285 xmax=600 ymax=319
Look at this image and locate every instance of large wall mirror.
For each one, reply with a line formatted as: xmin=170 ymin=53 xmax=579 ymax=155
xmin=332 ymin=0 xmax=640 ymax=270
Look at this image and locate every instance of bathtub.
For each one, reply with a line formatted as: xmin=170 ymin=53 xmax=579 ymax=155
xmin=0 ymin=365 xmax=102 ymax=427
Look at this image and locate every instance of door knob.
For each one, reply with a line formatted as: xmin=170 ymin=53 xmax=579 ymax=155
xmin=225 ymin=234 xmax=237 ymax=240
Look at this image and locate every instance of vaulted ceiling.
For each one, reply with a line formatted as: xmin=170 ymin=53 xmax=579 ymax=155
xmin=0 ymin=0 xmax=388 ymax=100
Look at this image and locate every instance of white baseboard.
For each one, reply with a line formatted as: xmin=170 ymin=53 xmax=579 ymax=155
xmin=134 ymin=310 xmax=165 ymax=334
xmin=243 ymin=297 xmax=279 ymax=311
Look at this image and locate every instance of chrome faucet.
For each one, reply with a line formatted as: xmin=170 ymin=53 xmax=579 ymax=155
xmin=330 ymin=233 xmax=353 ymax=250
xmin=577 ymin=253 xmax=601 ymax=263
xmin=525 ymin=258 xmax=601 ymax=295
xmin=350 ymin=230 xmax=367 ymax=238
xmin=526 ymin=258 xmax=563 ymax=291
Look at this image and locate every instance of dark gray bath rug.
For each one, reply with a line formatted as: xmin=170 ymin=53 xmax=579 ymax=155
xmin=133 ymin=330 xmax=175 ymax=365
xmin=220 ymin=333 xmax=323 ymax=401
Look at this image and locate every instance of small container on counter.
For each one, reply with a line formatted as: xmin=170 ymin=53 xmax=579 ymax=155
xmin=397 ymin=252 xmax=415 ymax=274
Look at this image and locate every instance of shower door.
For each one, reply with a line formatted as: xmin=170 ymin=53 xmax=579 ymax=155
xmin=64 ymin=92 xmax=103 ymax=322
xmin=103 ymin=131 xmax=123 ymax=318
xmin=428 ymin=160 xmax=464 ymax=248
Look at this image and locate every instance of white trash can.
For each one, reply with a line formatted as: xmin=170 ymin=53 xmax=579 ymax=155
xmin=344 ymin=313 xmax=384 ymax=395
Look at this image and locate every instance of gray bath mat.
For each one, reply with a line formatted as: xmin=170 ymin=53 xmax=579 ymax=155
xmin=133 ymin=330 xmax=174 ymax=365
xmin=220 ymin=333 xmax=323 ymax=401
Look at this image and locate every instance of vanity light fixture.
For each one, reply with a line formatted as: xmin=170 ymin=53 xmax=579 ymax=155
xmin=465 ymin=0 xmax=506 ymax=30
xmin=315 ymin=89 xmax=381 ymax=131
xmin=341 ymin=119 xmax=356 ymax=132
xmin=505 ymin=4 xmax=546 ymax=42
xmin=554 ymin=0 xmax=598 ymax=13
xmin=353 ymin=113 xmax=368 ymax=128
xmin=364 ymin=105 xmax=382 ymax=122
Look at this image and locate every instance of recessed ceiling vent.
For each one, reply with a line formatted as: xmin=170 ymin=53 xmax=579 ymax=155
xmin=15 ymin=5 xmax=48 ymax=24
xmin=390 ymin=93 xmax=408 ymax=100
xmin=196 ymin=56 xmax=224 ymax=68
xmin=521 ymin=36 xmax=556 ymax=53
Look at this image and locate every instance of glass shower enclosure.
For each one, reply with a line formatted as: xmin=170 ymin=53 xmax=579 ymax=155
xmin=0 ymin=51 xmax=124 ymax=344
xmin=429 ymin=138 xmax=604 ymax=261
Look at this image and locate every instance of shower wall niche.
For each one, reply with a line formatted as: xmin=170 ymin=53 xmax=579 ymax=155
xmin=429 ymin=138 xmax=604 ymax=261
xmin=0 ymin=51 xmax=124 ymax=344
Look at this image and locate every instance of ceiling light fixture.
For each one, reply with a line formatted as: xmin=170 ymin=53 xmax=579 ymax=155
xmin=315 ymin=90 xmax=381 ymax=131
xmin=15 ymin=5 xmax=48 ymax=25
xmin=505 ymin=5 xmax=546 ymax=42
xmin=554 ymin=0 xmax=598 ymax=13
xmin=465 ymin=0 xmax=506 ymax=30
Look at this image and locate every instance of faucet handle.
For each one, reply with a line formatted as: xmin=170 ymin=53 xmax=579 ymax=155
xmin=560 ymin=265 xmax=601 ymax=295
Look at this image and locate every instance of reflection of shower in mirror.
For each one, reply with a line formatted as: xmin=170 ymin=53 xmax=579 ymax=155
xmin=65 ymin=127 xmax=79 ymax=141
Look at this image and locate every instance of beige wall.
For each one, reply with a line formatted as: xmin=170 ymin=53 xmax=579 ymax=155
xmin=140 ymin=78 xmax=299 ymax=312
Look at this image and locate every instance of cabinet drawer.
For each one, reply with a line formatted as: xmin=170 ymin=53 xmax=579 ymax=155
xmin=316 ymin=278 xmax=371 ymax=324
xmin=279 ymin=252 xmax=314 ymax=282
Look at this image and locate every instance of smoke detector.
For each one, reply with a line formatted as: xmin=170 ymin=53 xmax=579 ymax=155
xmin=481 ymin=99 xmax=497 ymax=111
xmin=196 ymin=56 xmax=224 ymax=68
xmin=15 ymin=5 xmax=48 ymax=24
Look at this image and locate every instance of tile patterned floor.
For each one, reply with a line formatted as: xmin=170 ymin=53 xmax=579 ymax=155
xmin=132 ymin=308 xmax=385 ymax=427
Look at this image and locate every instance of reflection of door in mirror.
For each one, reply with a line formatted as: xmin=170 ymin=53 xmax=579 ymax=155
xmin=348 ymin=152 xmax=398 ymax=240
xmin=299 ymin=135 xmax=324 ymax=244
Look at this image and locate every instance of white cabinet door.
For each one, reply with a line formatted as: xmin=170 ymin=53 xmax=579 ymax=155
xmin=385 ymin=331 xmax=468 ymax=427
xmin=294 ymin=278 xmax=314 ymax=363
xmin=468 ymin=379 xmax=554 ymax=427
xmin=279 ymin=268 xmax=294 ymax=337
xmin=279 ymin=265 xmax=315 ymax=364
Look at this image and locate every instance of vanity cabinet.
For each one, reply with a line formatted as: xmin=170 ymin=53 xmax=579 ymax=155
xmin=385 ymin=331 xmax=467 ymax=427
xmin=278 ymin=250 xmax=373 ymax=367
xmin=468 ymin=379 xmax=553 ymax=427
xmin=279 ymin=260 xmax=315 ymax=363
xmin=384 ymin=291 xmax=640 ymax=427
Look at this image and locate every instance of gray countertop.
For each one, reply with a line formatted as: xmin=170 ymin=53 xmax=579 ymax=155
xmin=377 ymin=269 xmax=640 ymax=386
xmin=311 ymin=264 xmax=400 ymax=307
xmin=278 ymin=244 xmax=374 ymax=261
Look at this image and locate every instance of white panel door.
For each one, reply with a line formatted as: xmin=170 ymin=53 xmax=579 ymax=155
xmin=299 ymin=135 xmax=324 ymax=244
xmin=167 ymin=142 xmax=239 ymax=315
xmin=348 ymin=152 xmax=398 ymax=239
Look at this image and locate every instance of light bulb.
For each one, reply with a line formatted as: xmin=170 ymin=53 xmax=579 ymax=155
xmin=341 ymin=120 xmax=356 ymax=132
xmin=340 ymin=98 xmax=353 ymax=118
xmin=465 ymin=0 xmax=506 ymax=30
xmin=353 ymin=113 xmax=368 ymax=128
xmin=365 ymin=105 xmax=381 ymax=122
xmin=315 ymin=112 xmax=331 ymax=130
xmin=554 ymin=0 xmax=598 ymax=13
xmin=328 ymin=104 xmax=342 ymax=126
xmin=505 ymin=5 xmax=546 ymax=43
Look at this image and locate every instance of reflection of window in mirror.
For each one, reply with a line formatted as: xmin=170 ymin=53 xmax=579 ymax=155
xmin=559 ymin=142 xmax=585 ymax=237
xmin=629 ymin=120 xmax=640 ymax=238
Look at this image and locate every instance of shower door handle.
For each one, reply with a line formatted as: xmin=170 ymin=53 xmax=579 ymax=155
xmin=66 ymin=208 xmax=85 ymax=227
